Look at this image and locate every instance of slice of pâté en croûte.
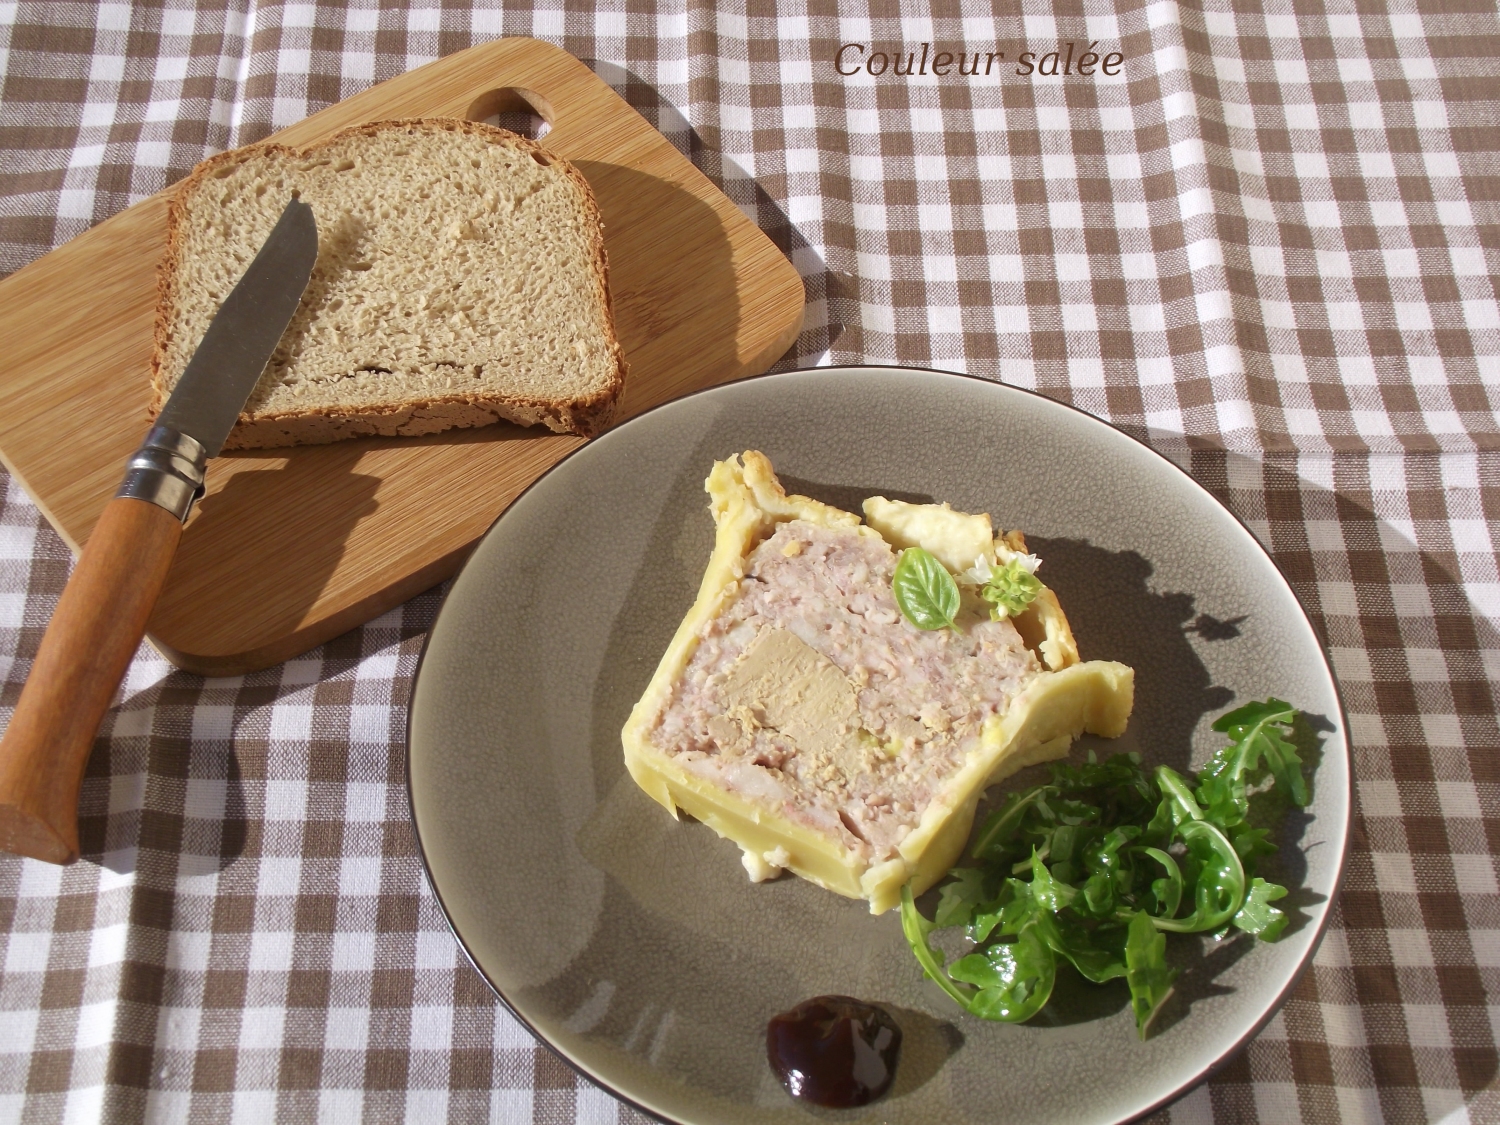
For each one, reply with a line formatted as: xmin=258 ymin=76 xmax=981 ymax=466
xmin=622 ymin=452 xmax=1135 ymax=914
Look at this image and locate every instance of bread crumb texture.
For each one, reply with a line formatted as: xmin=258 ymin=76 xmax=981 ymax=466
xmin=152 ymin=119 xmax=626 ymax=448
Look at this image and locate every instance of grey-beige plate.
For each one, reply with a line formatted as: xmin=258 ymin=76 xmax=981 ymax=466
xmin=407 ymin=366 xmax=1349 ymax=1125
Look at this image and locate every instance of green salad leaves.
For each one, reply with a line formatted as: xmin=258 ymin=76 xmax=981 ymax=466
xmin=900 ymin=699 xmax=1307 ymax=1038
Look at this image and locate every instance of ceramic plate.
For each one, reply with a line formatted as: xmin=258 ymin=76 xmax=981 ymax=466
xmin=407 ymin=367 xmax=1348 ymax=1125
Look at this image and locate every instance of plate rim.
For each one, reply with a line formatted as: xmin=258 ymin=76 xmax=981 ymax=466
xmin=405 ymin=364 xmax=1352 ymax=1125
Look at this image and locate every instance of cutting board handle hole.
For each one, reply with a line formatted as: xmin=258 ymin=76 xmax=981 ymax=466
xmin=467 ymin=88 xmax=553 ymax=142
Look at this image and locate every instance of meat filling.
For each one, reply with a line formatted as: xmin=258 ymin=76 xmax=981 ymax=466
xmin=650 ymin=520 xmax=1042 ymax=862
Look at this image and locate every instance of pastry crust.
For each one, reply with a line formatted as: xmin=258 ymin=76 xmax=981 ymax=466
xmin=151 ymin=118 xmax=626 ymax=448
xmin=621 ymin=452 xmax=1135 ymax=914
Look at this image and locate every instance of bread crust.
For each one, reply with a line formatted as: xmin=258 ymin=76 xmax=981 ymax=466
xmin=151 ymin=118 xmax=627 ymax=448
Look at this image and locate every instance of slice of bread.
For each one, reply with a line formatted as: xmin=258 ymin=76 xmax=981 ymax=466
xmin=152 ymin=119 xmax=626 ymax=449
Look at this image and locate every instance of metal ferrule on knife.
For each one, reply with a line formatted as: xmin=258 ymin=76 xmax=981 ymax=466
xmin=115 ymin=424 xmax=208 ymax=523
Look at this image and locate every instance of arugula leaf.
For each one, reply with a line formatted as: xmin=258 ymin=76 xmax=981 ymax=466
xmin=1181 ymin=820 xmax=1248 ymax=926
xmin=1203 ymin=698 xmax=1308 ymax=816
xmin=934 ymin=868 xmax=989 ymax=928
xmin=949 ymin=922 xmax=1056 ymax=1022
xmin=892 ymin=547 xmax=961 ymax=631
xmin=1139 ymin=846 xmax=1184 ymax=919
xmin=1233 ymin=877 xmax=1290 ymax=941
xmin=900 ymin=884 xmax=977 ymax=1010
xmin=980 ymin=557 xmax=1043 ymax=619
xmin=1028 ymin=849 xmax=1078 ymax=913
xmin=1079 ymin=871 xmax=1116 ymax=917
xmin=971 ymin=787 xmax=1052 ymax=861
xmin=1035 ymin=912 xmax=1129 ymax=983
xmin=902 ymin=700 xmax=1309 ymax=1039
xmin=1151 ymin=819 xmax=1246 ymax=933
xmin=1153 ymin=766 xmax=1205 ymax=826
xmin=1232 ymin=826 xmax=1278 ymax=870
xmin=1048 ymin=799 xmax=1102 ymax=831
xmin=1124 ymin=910 xmax=1176 ymax=1038
xmin=967 ymin=878 xmax=1034 ymax=943
xmin=1080 ymin=825 xmax=1141 ymax=917
xmin=1044 ymin=824 xmax=1089 ymax=884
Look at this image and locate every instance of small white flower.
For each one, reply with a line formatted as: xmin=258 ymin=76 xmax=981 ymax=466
xmin=995 ymin=546 xmax=1042 ymax=574
xmin=957 ymin=556 xmax=993 ymax=587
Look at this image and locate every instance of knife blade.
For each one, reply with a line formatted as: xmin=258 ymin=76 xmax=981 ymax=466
xmin=159 ymin=198 xmax=319 ymax=457
xmin=0 ymin=198 xmax=319 ymax=864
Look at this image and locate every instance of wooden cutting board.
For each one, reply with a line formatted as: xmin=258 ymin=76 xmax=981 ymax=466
xmin=0 ymin=38 xmax=804 ymax=676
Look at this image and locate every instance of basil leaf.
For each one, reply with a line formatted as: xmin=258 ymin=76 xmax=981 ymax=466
xmin=892 ymin=547 xmax=961 ymax=631
xmin=980 ymin=557 xmax=1043 ymax=619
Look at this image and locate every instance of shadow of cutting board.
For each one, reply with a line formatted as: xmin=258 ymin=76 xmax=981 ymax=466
xmin=0 ymin=38 xmax=804 ymax=676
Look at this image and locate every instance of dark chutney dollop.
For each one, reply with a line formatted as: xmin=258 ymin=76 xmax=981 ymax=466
xmin=766 ymin=995 xmax=902 ymax=1107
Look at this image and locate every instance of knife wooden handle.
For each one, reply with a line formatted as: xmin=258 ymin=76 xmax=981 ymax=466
xmin=0 ymin=498 xmax=182 ymax=863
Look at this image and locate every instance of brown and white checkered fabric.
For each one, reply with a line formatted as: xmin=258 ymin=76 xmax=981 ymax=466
xmin=0 ymin=1 xmax=1496 ymax=1122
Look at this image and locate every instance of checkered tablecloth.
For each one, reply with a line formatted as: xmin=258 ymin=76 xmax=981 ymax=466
xmin=0 ymin=2 xmax=1496 ymax=1122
